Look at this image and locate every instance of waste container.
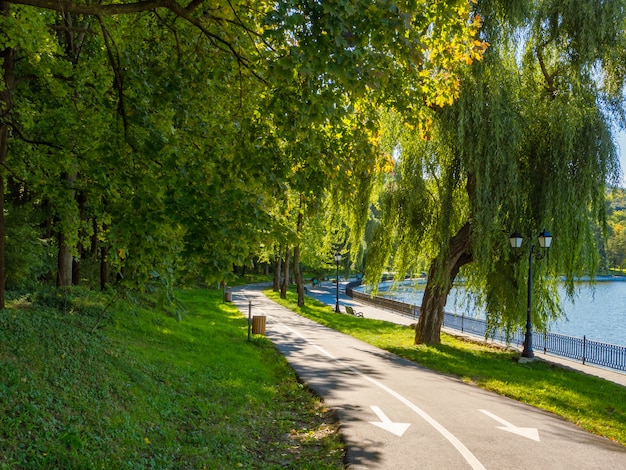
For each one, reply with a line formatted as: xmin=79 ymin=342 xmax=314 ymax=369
xmin=252 ymin=315 xmax=266 ymax=335
xmin=224 ymin=291 xmax=232 ymax=302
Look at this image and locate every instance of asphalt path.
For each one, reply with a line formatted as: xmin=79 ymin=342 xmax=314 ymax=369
xmin=232 ymin=284 xmax=626 ymax=469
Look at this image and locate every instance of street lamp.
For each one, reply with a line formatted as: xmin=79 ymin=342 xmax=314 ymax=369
xmin=334 ymin=251 xmax=341 ymax=313
xmin=509 ymin=229 xmax=553 ymax=359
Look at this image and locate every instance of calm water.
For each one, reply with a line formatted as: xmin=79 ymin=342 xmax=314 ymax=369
xmin=370 ymin=281 xmax=626 ymax=347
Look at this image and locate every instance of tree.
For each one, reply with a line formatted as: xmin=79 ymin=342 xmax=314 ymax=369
xmin=367 ymin=0 xmax=626 ymax=344
xmin=246 ymin=0 xmax=486 ymax=306
xmin=1 ymin=1 xmax=485 ymax=306
xmin=1 ymin=3 xmax=277 ymax=301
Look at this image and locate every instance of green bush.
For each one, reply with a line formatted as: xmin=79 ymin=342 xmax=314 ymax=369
xmin=5 ymin=204 xmax=55 ymax=291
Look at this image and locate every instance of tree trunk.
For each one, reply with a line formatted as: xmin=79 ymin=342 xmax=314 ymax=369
xmin=294 ymin=195 xmax=305 ymax=306
xmin=90 ymin=218 xmax=98 ymax=255
xmin=72 ymin=257 xmax=81 ymax=285
xmin=56 ymin=169 xmax=77 ymax=288
xmin=72 ymin=190 xmax=87 ymax=285
xmin=273 ymin=246 xmax=282 ymax=292
xmin=0 ymin=1 xmax=14 ymax=309
xmin=0 ymin=125 xmax=6 ymax=309
xmin=280 ymin=247 xmax=290 ymax=299
xmin=294 ymin=244 xmax=305 ymax=306
xmin=57 ymin=232 xmax=74 ymax=287
xmin=415 ymin=222 xmax=473 ymax=345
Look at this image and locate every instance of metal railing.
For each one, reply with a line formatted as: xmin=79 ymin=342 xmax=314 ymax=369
xmin=346 ymin=281 xmax=626 ymax=373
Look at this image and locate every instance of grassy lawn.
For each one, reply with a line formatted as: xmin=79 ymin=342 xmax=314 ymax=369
xmin=0 ymin=287 xmax=344 ymax=469
xmin=265 ymin=289 xmax=626 ymax=446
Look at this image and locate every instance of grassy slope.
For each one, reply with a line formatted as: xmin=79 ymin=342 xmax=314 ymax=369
xmin=0 ymin=288 xmax=343 ymax=469
xmin=265 ymin=289 xmax=626 ymax=446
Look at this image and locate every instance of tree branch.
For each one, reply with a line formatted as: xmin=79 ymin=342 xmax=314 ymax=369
xmin=97 ymin=16 xmax=130 ymax=140
xmin=48 ymin=24 xmax=93 ymax=34
xmin=12 ymin=0 xmax=263 ymax=76
xmin=185 ymin=0 xmax=203 ymax=12
xmin=13 ymin=0 xmax=171 ymax=15
xmin=6 ymin=121 xmax=62 ymax=149
xmin=535 ymin=40 xmax=560 ymax=98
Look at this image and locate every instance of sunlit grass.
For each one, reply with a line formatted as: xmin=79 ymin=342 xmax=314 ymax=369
xmin=266 ymin=288 xmax=626 ymax=446
xmin=0 ymin=287 xmax=344 ymax=468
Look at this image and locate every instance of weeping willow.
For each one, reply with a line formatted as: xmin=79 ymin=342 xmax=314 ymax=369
xmin=367 ymin=0 xmax=626 ymax=344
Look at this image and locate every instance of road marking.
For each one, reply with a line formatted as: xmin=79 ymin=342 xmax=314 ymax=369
xmin=276 ymin=322 xmax=486 ymax=470
xmin=479 ymin=409 xmax=540 ymax=442
xmin=369 ymin=406 xmax=411 ymax=437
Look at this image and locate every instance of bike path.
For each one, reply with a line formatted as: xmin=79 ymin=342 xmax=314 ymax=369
xmin=232 ymin=284 xmax=626 ymax=469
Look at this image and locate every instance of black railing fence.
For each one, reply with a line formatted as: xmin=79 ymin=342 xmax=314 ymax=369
xmin=346 ymin=281 xmax=626 ymax=372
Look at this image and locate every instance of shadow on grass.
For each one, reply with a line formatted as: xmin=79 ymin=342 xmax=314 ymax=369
xmin=0 ymin=287 xmax=345 ymax=469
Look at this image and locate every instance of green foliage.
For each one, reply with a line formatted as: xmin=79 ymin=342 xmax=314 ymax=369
xmin=4 ymin=204 xmax=55 ymax=290
xmin=1 ymin=1 xmax=487 ymax=297
xmin=268 ymin=288 xmax=626 ymax=445
xmin=366 ymin=0 xmax=626 ymax=336
xmin=265 ymin=0 xmax=486 ymax=115
xmin=0 ymin=288 xmax=344 ymax=468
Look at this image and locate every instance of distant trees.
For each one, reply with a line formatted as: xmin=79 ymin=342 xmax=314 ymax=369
xmin=607 ymin=189 xmax=626 ymax=270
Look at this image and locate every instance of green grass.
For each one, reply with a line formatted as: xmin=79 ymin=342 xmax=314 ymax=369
xmin=0 ymin=288 xmax=344 ymax=469
xmin=265 ymin=289 xmax=626 ymax=446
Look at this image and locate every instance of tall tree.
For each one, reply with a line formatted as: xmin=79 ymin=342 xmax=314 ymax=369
xmin=1 ymin=1 xmax=485 ymax=303
xmin=368 ymin=0 xmax=626 ymax=344
xmin=1 ymin=4 xmax=276 ymax=297
xmin=0 ymin=0 xmax=13 ymax=307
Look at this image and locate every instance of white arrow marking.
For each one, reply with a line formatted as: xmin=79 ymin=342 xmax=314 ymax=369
xmin=369 ymin=406 xmax=411 ymax=437
xmin=479 ymin=409 xmax=540 ymax=442
xmin=274 ymin=320 xmax=486 ymax=469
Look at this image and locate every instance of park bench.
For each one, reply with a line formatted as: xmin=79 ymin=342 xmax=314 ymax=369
xmin=345 ymin=305 xmax=364 ymax=317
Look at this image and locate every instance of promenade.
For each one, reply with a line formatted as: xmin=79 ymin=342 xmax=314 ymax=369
xmin=232 ymin=283 xmax=626 ymax=469
xmin=307 ymin=281 xmax=626 ymax=388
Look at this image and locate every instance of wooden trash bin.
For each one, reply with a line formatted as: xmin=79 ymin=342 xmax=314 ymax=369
xmin=252 ymin=315 xmax=266 ymax=335
xmin=224 ymin=291 xmax=232 ymax=302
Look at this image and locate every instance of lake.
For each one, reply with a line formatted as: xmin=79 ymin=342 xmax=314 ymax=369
xmin=368 ymin=280 xmax=626 ymax=347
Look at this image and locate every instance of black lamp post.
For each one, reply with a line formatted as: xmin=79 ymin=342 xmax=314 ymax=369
xmin=510 ymin=229 xmax=552 ymax=359
xmin=334 ymin=251 xmax=341 ymax=313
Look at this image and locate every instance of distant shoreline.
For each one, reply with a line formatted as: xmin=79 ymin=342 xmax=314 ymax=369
xmin=565 ymin=275 xmax=626 ymax=282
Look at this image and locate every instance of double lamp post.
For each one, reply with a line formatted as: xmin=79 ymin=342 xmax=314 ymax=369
xmin=330 ymin=231 xmax=551 ymax=357
xmin=509 ymin=229 xmax=553 ymax=359
xmin=334 ymin=251 xmax=341 ymax=313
